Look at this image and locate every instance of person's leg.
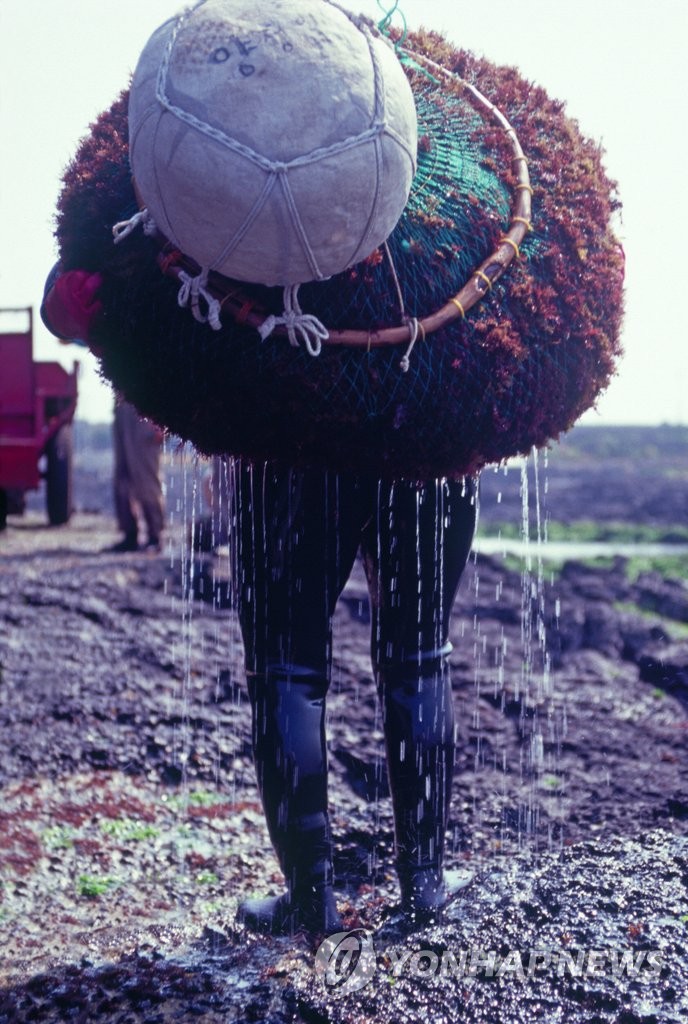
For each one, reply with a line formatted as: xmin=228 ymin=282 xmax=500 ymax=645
xmin=361 ymin=476 xmax=477 ymax=919
xmin=112 ymin=402 xmax=139 ymax=551
xmin=125 ymin=413 xmax=164 ymax=548
xmin=230 ymin=460 xmax=363 ymax=934
xmin=135 ymin=445 xmax=164 ymax=548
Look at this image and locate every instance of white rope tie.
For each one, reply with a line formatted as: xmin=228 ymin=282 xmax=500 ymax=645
xmin=399 ymin=317 xmax=420 ymax=373
xmin=112 ymin=208 xmax=157 ymax=244
xmin=384 ymin=240 xmax=406 ymax=319
xmin=258 ymin=285 xmax=329 ymax=356
xmin=177 ymin=268 xmax=222 ymax=331
xmin=383 ymin=241 xmax=421 ymax=372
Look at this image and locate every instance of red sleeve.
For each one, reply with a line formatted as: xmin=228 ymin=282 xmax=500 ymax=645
xmin=41 ymin=269 xmax=104 ymax=349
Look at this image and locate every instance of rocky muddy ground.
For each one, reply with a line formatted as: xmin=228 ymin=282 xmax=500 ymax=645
xmin=1 ymin=430 xmax=687 ymax=1022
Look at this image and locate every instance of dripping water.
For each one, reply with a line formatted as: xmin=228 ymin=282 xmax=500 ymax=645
xmin=468 ymin=449 xmax=565 ymax=863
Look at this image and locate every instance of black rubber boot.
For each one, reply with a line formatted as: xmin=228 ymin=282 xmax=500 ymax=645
xmin=237 ymin=883 xmax=342 ymax=937
xmin=378 ymin=646 xmax=471 ymax=923
xmin=107 ymin=531 xmax=138 ymax=553
xmin=237 ymin=665 xmax=342 ymax=937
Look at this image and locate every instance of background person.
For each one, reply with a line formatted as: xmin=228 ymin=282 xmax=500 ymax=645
xmin=109 ymin=397 xmax=165 ymax=553
xmin=40 ymin=267 xmax=165 ymax=553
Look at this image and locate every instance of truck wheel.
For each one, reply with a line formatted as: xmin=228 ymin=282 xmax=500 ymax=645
xmin=46 ymin=424 xmax=73 ymax=526
xmin=0 ymin=489 xmax=7 ymax=531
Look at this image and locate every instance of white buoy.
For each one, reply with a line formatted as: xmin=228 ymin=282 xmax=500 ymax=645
xmin=128 ymin=0 xmax=418 ymax=287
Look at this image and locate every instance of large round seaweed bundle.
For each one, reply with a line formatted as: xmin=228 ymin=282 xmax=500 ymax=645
xmin=55 ymin=26 xmax=624 ymax=480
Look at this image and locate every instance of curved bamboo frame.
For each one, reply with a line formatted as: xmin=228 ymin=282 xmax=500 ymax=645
xmin=156 ymin=49 xmax=532 ymax=349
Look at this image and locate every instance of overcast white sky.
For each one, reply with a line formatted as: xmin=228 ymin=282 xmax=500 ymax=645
xmin=1 ymin=0 xmax=686 ymax=425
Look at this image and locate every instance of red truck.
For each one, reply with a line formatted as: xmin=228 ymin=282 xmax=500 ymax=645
xmin=0 ymin=307 xmax=78 ymax=530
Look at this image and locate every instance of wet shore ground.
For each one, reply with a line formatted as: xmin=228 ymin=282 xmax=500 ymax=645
xmin=1 ymin=425 xmax=687 ymax=1021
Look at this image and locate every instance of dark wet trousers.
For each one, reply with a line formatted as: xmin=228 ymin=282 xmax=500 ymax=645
xmin=230 ymin=461 xmax=476 ymax=929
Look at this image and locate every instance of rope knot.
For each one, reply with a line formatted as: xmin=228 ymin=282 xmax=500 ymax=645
xmin=112 ymin=208 xmax=157 ymax=244
xmin=177 ymin=268 xmax=222 ymax=331
xmin=257 ymin=284 xmax=329 ymax=357
xmin=399 ymin=316 xmax=420 ymax=372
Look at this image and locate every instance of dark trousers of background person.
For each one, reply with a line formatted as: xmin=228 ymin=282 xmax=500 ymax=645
xmin=230 ymin=459 xmax=477 ymax=930
xmin=113 ymin=400 xmax=165 ymax=550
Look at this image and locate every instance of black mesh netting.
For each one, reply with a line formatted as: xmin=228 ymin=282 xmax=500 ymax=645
xmin=55 ymin=28 xmax=624 ymax=480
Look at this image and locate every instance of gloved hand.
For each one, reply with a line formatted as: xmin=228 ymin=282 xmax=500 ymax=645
xmin=41 ymin=269 xmax=104 ymax=345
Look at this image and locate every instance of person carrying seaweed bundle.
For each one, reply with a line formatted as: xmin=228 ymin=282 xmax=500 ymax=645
xmin=229 ymin=462 xmax=477 ymax=934
xmin=42 ymin=0 xmax=624 ymax=935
